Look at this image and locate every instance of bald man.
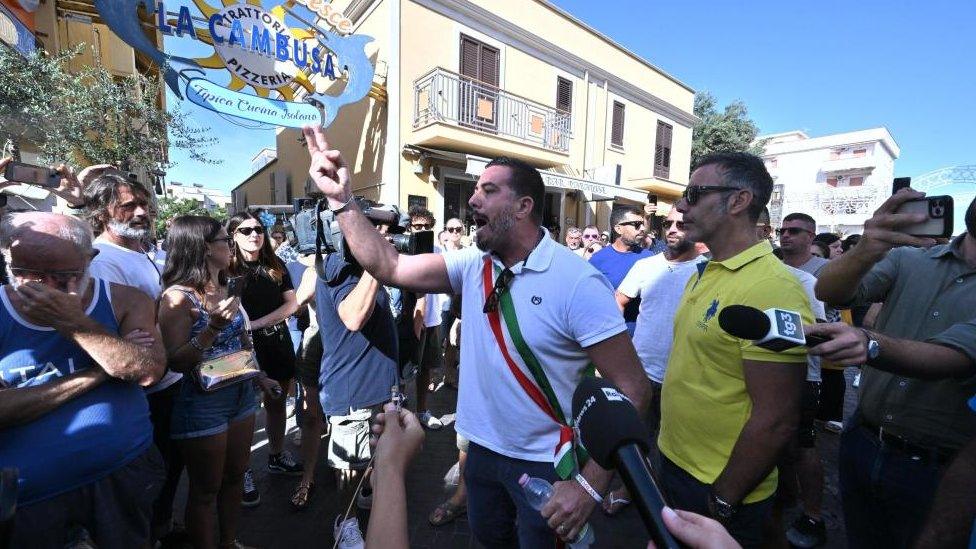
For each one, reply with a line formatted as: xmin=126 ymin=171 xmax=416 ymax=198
xmin=0 ymin=212 xmax=166 ymax=549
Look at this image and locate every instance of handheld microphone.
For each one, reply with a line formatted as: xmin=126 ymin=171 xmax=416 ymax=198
xmin=572 ymin=378 xmax=679 ymax=549
xmin=718 ymin=305 xmax=829 ymax=351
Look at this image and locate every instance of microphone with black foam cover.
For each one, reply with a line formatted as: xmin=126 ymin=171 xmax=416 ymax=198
xmin=573 ymin=377 xmax=679 ymax=549
xmin=718 ymin=305 xmax=830 ymax=351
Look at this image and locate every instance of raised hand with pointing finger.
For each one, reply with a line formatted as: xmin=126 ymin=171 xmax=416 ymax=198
xmin=302 ymin=124 xmax=352 ymax=208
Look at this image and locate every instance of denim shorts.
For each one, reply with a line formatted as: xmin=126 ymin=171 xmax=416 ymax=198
xmin=170 ymin=378 xmax=257 ymax=440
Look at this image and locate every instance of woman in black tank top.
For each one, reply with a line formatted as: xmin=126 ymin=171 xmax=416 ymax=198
xmin=227 ymin=212 xmax=301 ymax=479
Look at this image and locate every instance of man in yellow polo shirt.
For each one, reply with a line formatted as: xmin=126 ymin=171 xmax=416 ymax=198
xmin=658 ymin=152 xmax=812 ymax=548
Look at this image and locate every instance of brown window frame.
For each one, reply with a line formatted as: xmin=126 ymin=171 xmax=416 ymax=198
xmin=610 ymin=101 xmax=625 ymax=147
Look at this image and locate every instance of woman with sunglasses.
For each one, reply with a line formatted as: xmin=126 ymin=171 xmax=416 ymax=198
xmin=159 ymin=215 xmax=279 ymax=549
xmin=226 ymin=212 xmax=302 ymax=492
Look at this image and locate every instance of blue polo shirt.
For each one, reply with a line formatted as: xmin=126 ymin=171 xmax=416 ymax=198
xmin=588 ymin=244 xmax=656 ymax=333
xmin=316 ymin=254 xmax=399 ymax=415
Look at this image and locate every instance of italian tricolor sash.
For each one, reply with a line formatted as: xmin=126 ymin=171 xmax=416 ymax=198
xmin=481 ymin=257 xmax=587 ymax=479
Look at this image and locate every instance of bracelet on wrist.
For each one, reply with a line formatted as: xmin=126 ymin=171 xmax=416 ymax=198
xmin=330 ymin=195 xmax=354 ymax=213
xmin=574 ymin=473 xmax=603 ymax=504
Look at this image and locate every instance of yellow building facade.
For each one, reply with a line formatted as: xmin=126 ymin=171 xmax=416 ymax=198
xmin=232 ymin=0 xmax=696 ymax=236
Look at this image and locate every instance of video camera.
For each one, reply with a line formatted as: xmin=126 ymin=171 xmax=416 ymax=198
xmin=288 ymin=196 xmax=434 ymax=269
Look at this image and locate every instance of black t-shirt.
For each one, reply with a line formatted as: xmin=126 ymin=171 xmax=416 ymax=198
xmin=240 ymin=261 xmax=293 ymax=322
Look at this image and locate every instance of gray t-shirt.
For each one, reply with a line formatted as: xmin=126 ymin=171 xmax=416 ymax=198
xmin=797 ymin=255 xmax=830 ymax=277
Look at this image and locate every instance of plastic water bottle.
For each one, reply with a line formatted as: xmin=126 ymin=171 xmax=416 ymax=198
xmin=518 ymin=474 xmax=595 ymax=548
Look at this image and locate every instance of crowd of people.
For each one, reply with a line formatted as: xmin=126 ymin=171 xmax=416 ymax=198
xmin=0 ymin=124 xmax=974 ymax=549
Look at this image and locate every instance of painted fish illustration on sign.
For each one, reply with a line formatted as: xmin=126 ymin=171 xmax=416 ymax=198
xmin=94 ymin=0 xmax=201 ymax=98
xmin=309 ymin=30 xmax=374 ymax=127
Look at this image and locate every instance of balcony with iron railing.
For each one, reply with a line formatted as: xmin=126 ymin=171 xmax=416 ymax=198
xmin=412 ymin=68 xmax=572 ymax=158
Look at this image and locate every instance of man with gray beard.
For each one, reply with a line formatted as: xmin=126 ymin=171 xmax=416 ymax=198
xmin=83 ymin=172 xmax=181 ymax=542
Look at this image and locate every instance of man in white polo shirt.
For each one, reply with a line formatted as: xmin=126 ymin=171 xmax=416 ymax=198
xmin=301 ymin=125 xmax=649 ymax=548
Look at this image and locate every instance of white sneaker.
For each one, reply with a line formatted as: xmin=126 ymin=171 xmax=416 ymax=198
xmin=333 ymin=516 xmax=365 ymax=549
xmin=419 ymin=410 xmax=443 ymax=431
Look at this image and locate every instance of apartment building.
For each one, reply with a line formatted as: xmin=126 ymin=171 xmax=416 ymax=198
xmin=231 ymin=0 xmax=696 ymax=237
xmin=164 ymin=181 xmax=232 ymax=211
xmin=1 ymin=0 xmax=165 ymax=211
xmin=760 ymin=127 xmax=900 ymax=235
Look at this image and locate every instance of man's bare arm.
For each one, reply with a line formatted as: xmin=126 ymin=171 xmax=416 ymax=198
xmin=805 ymin=322 xmax=975 ymax=378
xmin=337 ymin=270 xmax=381 ymax=332
xmin=303 ymin=125 xmax=452 ymax=294
xmin=816 ymin=189 xmax=935 ymax=305
xmin=583 ymin=332 xmax=652 ymax=489
xmin=712 ymin=359 xmax=804 ymax=504
xmin=0 ymin=368 xmax=107 ymax=429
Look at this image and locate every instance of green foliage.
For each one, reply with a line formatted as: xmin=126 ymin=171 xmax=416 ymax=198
xmin=0 ymin=45 xmax=218 ymax=171
xmin=155 ymin=196 xmax=227 ymax=237
xmin=691 ymin=91 xmax=767 ymax=168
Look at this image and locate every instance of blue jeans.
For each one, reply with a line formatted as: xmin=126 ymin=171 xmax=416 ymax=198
xmin=465 ymin=443 xmax=560 ymax=548
xmin=658 ymin=454 xmax=773 ymax=549
xmin=839 ymin=421 xmax=950 ymax=548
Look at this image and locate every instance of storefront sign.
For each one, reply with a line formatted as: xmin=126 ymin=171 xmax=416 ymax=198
xmin=186 ymin=76 xmax=322 ymax=127
xmin=541 ymin=172 xmax=647 ymax=203
xmin=94 ymin=0 xmax=374 ymax=129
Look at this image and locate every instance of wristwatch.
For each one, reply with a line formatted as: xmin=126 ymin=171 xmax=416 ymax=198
xmin=861 ymin=329 xmax=880 ymax=362
xmin=707 ymin=489 xmax=737 ymax=522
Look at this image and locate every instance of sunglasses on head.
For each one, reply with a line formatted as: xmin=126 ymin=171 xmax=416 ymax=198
xmin=776 ymin=227 xmax=812 ymax=236
xmin=681 ymin=185 xmax=743 ymax=205
xmin=446 ymin=227 xmax=464 ymax=233
xmin=236 ymin=226 xmax=264 ymax=237
xmin=617 ymin=220 xmax=645 ymax=229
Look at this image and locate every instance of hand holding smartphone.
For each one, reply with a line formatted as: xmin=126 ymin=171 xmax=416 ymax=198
xmin=2 ymin=162 xmax=61 ymax=188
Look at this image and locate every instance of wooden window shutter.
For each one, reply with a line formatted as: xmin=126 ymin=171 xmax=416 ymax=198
xmin=654 ymin=121 xmax=673 ymax=179
xmin=556 ymin=77 xmax=572 ymax=113
xmin=480 ymin=44 xmax=500 ymax=86
xmin=459 ymin=36 xmax=480 ymax=79
xmin=611 ymin=101 xmax=625 ymax=147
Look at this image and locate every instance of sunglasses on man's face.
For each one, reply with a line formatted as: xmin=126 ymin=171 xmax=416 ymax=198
xmin=681 ymin=185 xmax=743 ymax=206
xmin=446 ymin=227 xmax=464 ymax=233
xmin=411 ymin=223 xmax=434 ymax=231
xmin=665 ymin=220 xmax=687 ymax=230
xmin=582 ymin=234 xmax=599 ymax=240
xmin=236 ymin=226 xmax=264 ymax=237
xmin=617 ymin=220 xmax=645 ymax=229
xmin=776 ymin=227 xmax=813 ymax=236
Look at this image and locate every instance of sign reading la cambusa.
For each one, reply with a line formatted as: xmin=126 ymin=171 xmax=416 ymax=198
xmin=94 ymin=0 xmax=375 ymax=129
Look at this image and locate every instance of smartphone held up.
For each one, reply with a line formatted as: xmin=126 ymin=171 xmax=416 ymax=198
xmin=890 ymin=177 xmax=954 ymax=239
xmin=2 ymin=162 xmax=60 ymax=188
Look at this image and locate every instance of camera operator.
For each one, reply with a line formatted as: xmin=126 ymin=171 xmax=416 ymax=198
xmin=814 ymin=191 xmax=976 ymax=548
xmin=317 ymin=216 xmax=400 ymax=546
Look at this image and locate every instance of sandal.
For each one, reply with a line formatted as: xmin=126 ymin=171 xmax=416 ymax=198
xmin=428 ymin=500 xmax=466 ymax=527
xmin=290 ymin=480 xmax=315 ymax=510
xmin=602 ymin=489 xmax=631 ymax=516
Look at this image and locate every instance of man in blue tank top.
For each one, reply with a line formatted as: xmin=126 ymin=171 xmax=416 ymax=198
xmin=0 ymin=212 xmax=166 ymax=549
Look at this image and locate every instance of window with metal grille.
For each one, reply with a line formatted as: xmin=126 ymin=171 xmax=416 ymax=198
xmin=654 ymin=121 xmax=673 ymax=179
xmin=556 ymin=77 xmax=572 ymax=113
xmin=611 ymin=101 xmax=625 ymax=147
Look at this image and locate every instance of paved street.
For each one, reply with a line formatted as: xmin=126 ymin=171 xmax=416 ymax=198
xmin=172 ymin=369 xmax=860 ymax=548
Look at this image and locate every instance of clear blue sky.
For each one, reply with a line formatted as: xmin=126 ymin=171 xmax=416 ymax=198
xmin=166 ymin=0 xmax=976 ymax=190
